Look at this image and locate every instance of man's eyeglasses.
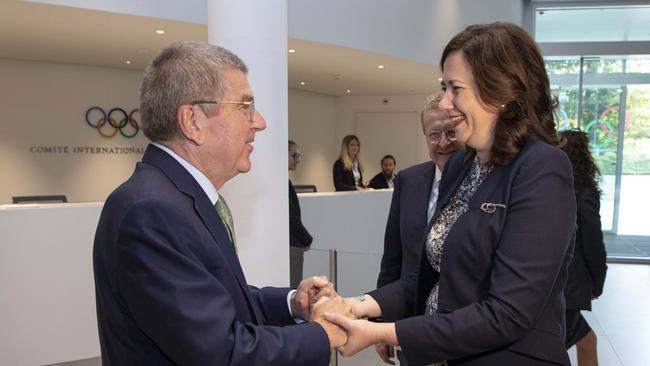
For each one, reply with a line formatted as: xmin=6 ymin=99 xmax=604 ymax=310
xmin=191 ymin=100 xmax=256 ymax=122
xmin=426 ymin=129 xmax=457 ymax=143
xmin=291 ymin=152 xmax=302 ymax=162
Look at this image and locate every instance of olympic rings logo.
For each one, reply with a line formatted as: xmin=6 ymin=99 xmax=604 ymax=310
xmin=556 ymin=105 xmax=631 ymax=149
xmin=84 ymin=106 xmax=140 ymax=138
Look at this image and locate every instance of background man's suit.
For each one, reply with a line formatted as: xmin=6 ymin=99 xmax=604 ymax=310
xmin=93 ymin=145 xmax=330 ymax=366
xmin=367 ymin=172 xmax=391 ymax=190
xmin=377 ymin=161 xmax=436 ymax=288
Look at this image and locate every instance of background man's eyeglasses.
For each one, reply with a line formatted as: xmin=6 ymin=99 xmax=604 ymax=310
xmin=191 ymin=100 xmax=256 ymax=122
xmin=426 ymin=130 xmax=457 ymax=143
xmin=291 ymin=152 xmax=302 ymax=162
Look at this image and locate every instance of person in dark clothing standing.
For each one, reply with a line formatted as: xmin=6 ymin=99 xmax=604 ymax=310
xmin=289 ymin=140 xmax=313 ymax=288
xmin=368 ymin=155 xmax=397 ymax=189
xmin=560 ymin=130 xmax=607 ymax=366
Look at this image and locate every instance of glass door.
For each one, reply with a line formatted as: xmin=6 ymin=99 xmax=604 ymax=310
xmin=547 ymin=56 xmax=650 ymax=257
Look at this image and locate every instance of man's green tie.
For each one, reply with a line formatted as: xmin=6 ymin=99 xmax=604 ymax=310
xmin=215 ymin=195 xmax=237 ymax=253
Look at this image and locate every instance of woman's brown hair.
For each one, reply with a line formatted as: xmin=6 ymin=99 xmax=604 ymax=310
xmin=440 ymin=22 xmax=559 ymax=165
xmin=559 ymin=130 xmax=601 ymax=198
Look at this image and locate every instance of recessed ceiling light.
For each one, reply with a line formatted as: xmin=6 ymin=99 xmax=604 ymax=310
xmin=377 ymin=65 xmax=384 ymax=69
xmin=288 ymin=49 xmax=296 ymax=53
xmin=125 ymin=60 xmax=131 ymax=64
xmin=438 ymin=77 xmax=443 ymax=81
xmin=346 ymin=89 xmax=351 ymax=94
xmin=156 ymin=30 xmax=165 ymax=34
xmin=300 ymin=81 xmax=306 ymax=85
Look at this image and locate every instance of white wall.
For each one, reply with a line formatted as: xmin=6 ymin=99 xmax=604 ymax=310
xmin=288 ymin=88 xmax=339 ymax=192
xmin=0 ymin=59 xmax=147 ymax=204
xmin=336 ymin=94 xmax=433 ymax=181
xmin=288 ymin=90 xmax=433 ymax=192
xmin=289 ymin=0 xmax=525 ymax=65
xmin=31 ymin=0 xmax=525 ymax=68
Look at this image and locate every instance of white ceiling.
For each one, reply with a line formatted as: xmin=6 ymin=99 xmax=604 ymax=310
xmin=0 ymin=1 xmax=440 ymax=96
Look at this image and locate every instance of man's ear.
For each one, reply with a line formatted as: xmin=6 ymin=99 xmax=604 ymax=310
xmin=177 ymin=104 xmax=203 ymax=145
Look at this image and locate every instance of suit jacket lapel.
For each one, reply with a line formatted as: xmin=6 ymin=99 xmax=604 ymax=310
xmin=142 ymin=145 xmax=261 ymax=321
xmin=420 ymin=162 xmax=436 ymax=221
xmin=433 ymin=155 xmax=471 ymax=223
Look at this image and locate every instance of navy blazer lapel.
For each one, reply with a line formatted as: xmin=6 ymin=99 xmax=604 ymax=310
xmin=141 ymin=145 xmax=253 ymax=300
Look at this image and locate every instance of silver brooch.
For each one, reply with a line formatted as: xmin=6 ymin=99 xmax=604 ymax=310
xmin=480 ymin=202 xmax=506 ymax=213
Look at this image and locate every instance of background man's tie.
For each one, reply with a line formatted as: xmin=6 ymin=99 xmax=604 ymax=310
xmin=215 ymin=196 xmax=237 ymax=254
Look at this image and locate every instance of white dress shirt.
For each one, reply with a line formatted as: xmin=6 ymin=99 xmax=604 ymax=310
xmin=427 ymin=165 xmax=443 ymax=224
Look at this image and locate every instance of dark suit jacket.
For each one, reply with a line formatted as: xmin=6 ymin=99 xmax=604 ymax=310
xmin=565 ymin=186 xmax=607 ymax=310
xmin=93 ymin=144 xmax=330 ymax=366
xmin=332 ymin=158 xmax=363 ymax=191
xmin=368 ymin=172 xmax=393 ymax=189
xmin=289 ymin=180 xmax=313 ymax=248
xmin=369 ymin=139 xmax=576 ymax=366
xmin=377 ymin=162 xmax=436 ymax=288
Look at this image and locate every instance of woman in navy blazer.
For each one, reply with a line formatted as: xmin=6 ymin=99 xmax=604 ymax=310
xmin=325 ymin=22 xmax=576 ymax=366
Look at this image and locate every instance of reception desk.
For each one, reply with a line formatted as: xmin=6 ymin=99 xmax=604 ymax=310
xmin=300 ymin=190 xmax=393 ymax=296
xmin=0 ymin=189 xmax=393 ymax=365
xmin=0 ymin=202 xmax=103 ymax=366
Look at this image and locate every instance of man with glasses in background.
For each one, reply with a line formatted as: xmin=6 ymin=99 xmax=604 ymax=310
xmin=374 ymin=92 xmax=462 ymax=365
xmin=288 ymin=140 xmax=313 ymax=288
xmin=93 ymin=41 xmax=352 ymax=366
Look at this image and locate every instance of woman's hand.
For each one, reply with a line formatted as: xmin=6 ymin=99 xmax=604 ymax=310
xmin=343 ymin=294 xmax=382 ymax=319
xmin=323 ymin=313 xmax=397 ymax=357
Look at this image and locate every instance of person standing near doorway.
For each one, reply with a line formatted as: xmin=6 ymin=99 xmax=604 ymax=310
xmin=289 ymin=140 xmax=313 ymax=288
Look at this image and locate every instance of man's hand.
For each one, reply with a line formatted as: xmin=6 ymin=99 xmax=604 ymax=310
xmin=291 ymin=276 xmax=334 ymax=320
xmin=311 ymin=296 xmax=355 ymax=348
xmin=374 ymin=344 xmax=396 ymax=365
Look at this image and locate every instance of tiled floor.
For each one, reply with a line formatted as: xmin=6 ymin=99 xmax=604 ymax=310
xmin=52 ymin=264 xmax=649 ymax=366
xmin=605 ymin=234 xmax=650 ymax=258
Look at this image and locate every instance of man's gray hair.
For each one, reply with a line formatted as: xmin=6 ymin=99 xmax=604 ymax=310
xmin=420 ymin=91 xmax=443 ymax=124
xmin=140 ymin=41 xmax=248 ymax=142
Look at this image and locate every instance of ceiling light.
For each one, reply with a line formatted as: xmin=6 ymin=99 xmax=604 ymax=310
xmin=156 ymin=30 xmax=165 ymax=34
xmin=346 ymin=89 xmax=351 ymax=94
xmin=377 ymin=65 xmax=384 ymax=69
xmin=125 ymin=60 xmax=131 ymax=64
xmin=288 ymin=49 xmax=296 ymax=53
xmin=437 ymin=77 xmax=443 ymax=81
xmin=300 ymin=81 xmax=306 ymax=85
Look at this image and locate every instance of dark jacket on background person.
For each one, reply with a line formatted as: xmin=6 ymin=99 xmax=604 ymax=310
xmin=565 ymin=186 xmax=607 ymax=311
xmin=377 ymin=162 xmax=436 ymax=288
xmin=289 ymin=180 xmax=313 ymax=248
xmin=368 ymin=172 xmax=394 ymax=190
xmin=369 ymin=139 xmax=576 ymax=366
xmin=333 ymin=158 xmax=363 ymax=191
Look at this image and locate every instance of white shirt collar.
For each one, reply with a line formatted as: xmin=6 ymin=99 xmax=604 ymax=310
xmin=152 ymin=142 xmax=220 ymax=205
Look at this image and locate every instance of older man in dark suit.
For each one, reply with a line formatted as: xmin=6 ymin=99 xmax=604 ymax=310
xmin=374 ymin=92 xmax=461 ymax=364
xmin=93 ymin=41 xmax=350 ymax=366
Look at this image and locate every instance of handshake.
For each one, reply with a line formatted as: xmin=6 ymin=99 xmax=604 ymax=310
xmin=291 ymin=276 xmax=396 ymax=360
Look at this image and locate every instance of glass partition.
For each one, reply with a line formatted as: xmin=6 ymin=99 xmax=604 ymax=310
xmin=546 ymin=55 xmax=650 ymax=258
